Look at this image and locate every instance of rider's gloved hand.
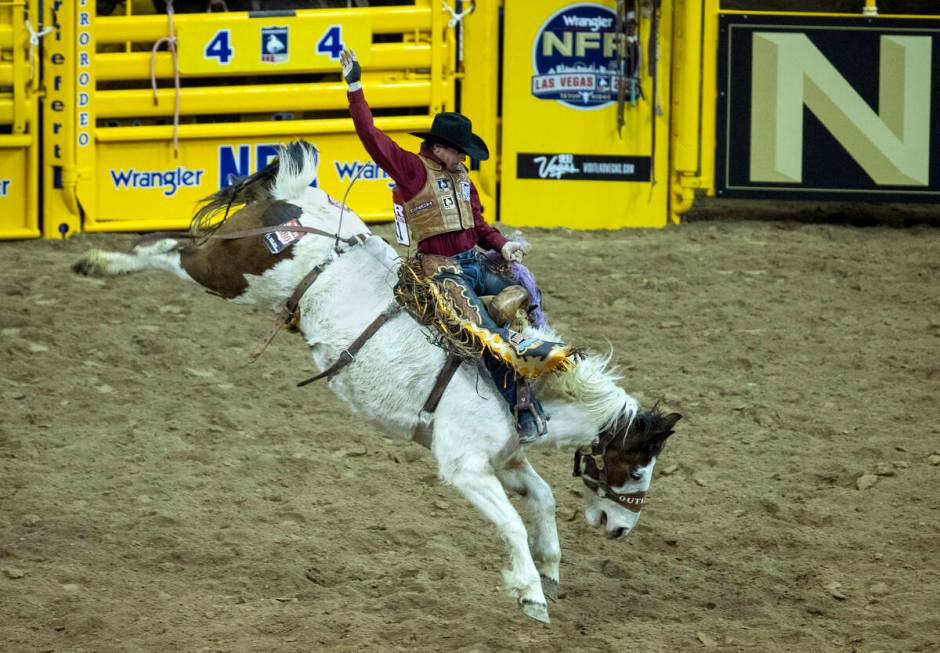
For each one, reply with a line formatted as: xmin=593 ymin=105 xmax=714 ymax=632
xmin=501 ymin=241 xmax=526 ymax=263
xmin=340 ymin=48 xmax=361 ymax=92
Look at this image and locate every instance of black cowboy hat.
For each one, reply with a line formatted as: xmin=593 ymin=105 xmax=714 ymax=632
xmin=410 ymin=112 xmax=489 ymax=161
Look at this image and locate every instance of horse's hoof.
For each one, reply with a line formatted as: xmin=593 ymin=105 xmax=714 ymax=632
xmin=540 ymin=575 xmax=560 ymax=602
xmin=71 ymin=258 xmax=94 ymax=276
xmin=521 ymin=598 xmax=550 ymax=624
xmin=72 ymin=254 xmax=103 ymax=277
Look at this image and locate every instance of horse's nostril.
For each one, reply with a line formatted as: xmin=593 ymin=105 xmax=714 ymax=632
xmin=600 ymin=511 xmax=608 ymax=526
xmin=613 ymin=527 xmax=627 ymax=538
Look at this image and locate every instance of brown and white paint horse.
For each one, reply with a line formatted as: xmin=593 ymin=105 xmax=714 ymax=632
xmin=73 ymin=141 xmax=680 ymax=624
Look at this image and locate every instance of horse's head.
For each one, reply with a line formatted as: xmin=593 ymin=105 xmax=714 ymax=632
xmin=574 ymin=408 xmax=681 ymax=539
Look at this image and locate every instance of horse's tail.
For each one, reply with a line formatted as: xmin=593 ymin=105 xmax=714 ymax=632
xmin=189 ymin=140 xmax=320 ymax=237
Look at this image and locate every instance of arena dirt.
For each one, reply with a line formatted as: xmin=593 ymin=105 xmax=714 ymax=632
xmin=1 ymin=218 xmax=938 ymax=652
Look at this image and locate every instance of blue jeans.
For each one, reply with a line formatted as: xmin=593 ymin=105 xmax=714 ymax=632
xmin=438 ymin=249 xmax=521 ymax=408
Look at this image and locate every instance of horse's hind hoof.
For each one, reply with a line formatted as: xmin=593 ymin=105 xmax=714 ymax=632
xmin=520 ymin=598 xmax=550 ymax=624
xmin=71 ymin=259 xmax=93 ymax=276
xmin=71 ymin=252 xmax=104 ymax=277
xmin=540 ymin=575 xmax=560 ymax=602
xmin=72 ymin=259 xmax=91 ymax=277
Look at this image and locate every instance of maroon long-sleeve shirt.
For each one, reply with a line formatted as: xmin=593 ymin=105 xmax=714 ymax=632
xmin=347 ymin=89 xmax=507 ymax=256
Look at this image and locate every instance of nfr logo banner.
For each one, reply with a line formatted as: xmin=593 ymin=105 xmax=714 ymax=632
xmin=716 ymin=15 xmax=940 ymax=200
xmin=531 ymin=3 xmax=622 ymax=110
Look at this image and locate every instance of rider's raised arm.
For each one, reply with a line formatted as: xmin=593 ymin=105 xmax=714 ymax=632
xmin=347 ymin=89 xmax=426 ymax=196
xmin=342 ymin=48 xmax=426 ymax=198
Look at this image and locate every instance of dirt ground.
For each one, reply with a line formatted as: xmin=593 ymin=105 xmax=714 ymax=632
xmin=1 ymin=213 xmax=939 ymax=652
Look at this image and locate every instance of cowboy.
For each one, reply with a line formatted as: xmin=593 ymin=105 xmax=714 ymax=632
xmin=340 ymin=48 xmax=573 ymax=443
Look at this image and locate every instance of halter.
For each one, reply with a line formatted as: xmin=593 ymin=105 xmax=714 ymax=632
xmin=578 ymin=474 xmax=647 ymax=513
xmin=572 ymin=411 xmax=647 ymax=512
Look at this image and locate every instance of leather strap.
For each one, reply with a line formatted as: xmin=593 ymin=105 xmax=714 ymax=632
xmin=422 ymin=353 xmax=461 ymax=414
xmin=207 ymin=225 xmax=367 ymax=246
xmin=133 ymin=227 xmax=368 ymax=247
xmin=580 ymin=475 xmax=647 ymax=513
xmin=249 ymin=263 xmax=326 ymax=361
xmin=412 ymin=353 xmax=462 ymax=449
xmin=297 ymin=307 xmax=399 ymax=386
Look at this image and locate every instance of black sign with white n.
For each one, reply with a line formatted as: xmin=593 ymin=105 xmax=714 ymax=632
xmin=716 ymin=15 xmax=940 ymax=200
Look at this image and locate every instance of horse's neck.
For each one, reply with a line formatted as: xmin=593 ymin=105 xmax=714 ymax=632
xmin=528 ymin=354 xmax=639 ymax=451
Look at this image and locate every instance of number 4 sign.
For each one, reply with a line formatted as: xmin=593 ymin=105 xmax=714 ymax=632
xmin=179 ymin=16 xmax=371 ymax=74
xmin=317 ymin=26 xmax=344 ymax=60
xmin=204 ymin=29 xmax=233 ymax=65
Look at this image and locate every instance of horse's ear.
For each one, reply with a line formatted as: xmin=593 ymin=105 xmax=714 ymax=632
xmin=653 ymin=412 xmax=682 ymax=443
xmin=662 ymin=412 xmax=682 ymax=432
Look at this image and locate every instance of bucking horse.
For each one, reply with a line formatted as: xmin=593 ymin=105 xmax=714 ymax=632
xmin=72 ymin=141 xmax=680 ymax=624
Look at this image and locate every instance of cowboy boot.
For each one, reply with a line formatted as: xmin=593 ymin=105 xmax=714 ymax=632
xmin=514 ymin=379 xmax=548 ymax=444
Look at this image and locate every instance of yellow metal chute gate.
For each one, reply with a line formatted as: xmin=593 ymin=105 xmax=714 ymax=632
xmin=42 ymin=1 xmax=462 ymax=237
xmin=0 ymin=0 xmax=40 ymax=239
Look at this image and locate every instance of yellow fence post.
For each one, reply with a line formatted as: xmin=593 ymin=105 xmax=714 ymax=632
xmin=668 ymin=0 xmax=719 ymax=223
xmin=0 ymin=0 xmax=41 ymax=239
xmin=459 ymin=0 xmax=500 ymax=219
xmin=42 ymin=0 xmax=81 ymax=238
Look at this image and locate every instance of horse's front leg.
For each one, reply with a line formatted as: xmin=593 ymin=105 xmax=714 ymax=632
xmin=497 ymin=456 xmax=561 ymax=602
xmin=442 ymin=455 xmax=550 ymax=624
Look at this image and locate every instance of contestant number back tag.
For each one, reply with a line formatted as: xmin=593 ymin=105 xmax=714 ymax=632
xmin=393 ymin=202 xmax=410 ymax=246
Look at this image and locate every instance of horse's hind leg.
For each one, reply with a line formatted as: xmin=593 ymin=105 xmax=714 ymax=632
xmin=497 ymin=456 xmax=561 ymax=602
xmin=72 ymin=238 xmax=194 ymax=282
xmin=442 ymin=455 xmax=550 ymax=623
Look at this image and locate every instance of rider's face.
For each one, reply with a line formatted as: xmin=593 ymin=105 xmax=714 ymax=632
xmin=433 ymin=144 xmax=467 ymax=172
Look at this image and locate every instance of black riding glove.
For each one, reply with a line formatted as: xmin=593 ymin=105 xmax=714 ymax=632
xmin=340 ymin=48 xmax=361 ymax=90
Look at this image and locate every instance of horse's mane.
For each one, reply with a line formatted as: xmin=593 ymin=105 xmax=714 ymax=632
xmin=189 ymin=140 xmax=320 ymax=238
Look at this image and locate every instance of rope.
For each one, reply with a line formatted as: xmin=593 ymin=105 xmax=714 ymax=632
xmin=334 ymin=163 xmax=366 ymax=253
xmin=442 ymin=0 xmax=474 ymax=28
xmin=24 ymin=16 xmax=53 ymax=85
xmin=442 ymin=0 xmax=475 ymax=62
xmin=150 ymin=0 xmax=181 ymax=157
